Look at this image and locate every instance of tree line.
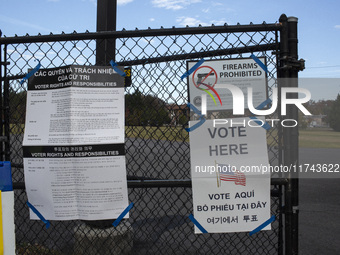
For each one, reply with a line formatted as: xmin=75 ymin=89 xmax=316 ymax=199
xmin=7 ymin=88 xmax=340 ymax=131
xmin=299 ymin=96 xmax=340 ymax=131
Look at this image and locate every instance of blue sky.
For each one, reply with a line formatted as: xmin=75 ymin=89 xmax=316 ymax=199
xmin=1 ymin=0 xmax=340 ymax=100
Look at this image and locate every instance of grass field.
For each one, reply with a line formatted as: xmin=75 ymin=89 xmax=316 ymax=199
xmin=126 ymin=126 xmax=189 ymax=142
xmin=126 ymin=126 xmax=340 ymax=149
xmin=299 ymin=129 xmax=340 ymax=148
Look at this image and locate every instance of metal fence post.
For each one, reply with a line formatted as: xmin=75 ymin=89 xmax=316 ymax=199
xmin=2 ymin=45 xmax=10 ymax=162
xmin=83 ymin=0 xmax=118 ymax=229
xmin=0 ymin=35 xmax=3 ymax=161
xmin=279 ymin=14 xmax=301 ymax=255
xmin=287 ymin=16 xmax=300 ymax=255
xmin=96 ymin=0 xmax=117 ymax=65
xmin=279 ymin=14 xmax=293 ymax=255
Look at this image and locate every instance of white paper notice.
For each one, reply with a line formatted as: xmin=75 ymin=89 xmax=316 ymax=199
xmin=23 ymin=65 xmax=129 ymax=220
xmin=189 ymin=118 xmax=271 ymax=233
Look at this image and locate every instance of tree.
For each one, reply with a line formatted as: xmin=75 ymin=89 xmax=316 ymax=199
xmin=298 ymin=111 xmax=309 ymax=130
xmin=178 ymin=113 xmax=189 ymax=125
xmin=329 ymin=94 xmax=340 ymax=131
xmin=9 ymin=88 xmax=27 ymax=124
xmin=125 ymin=90 xmax=171 ymax=126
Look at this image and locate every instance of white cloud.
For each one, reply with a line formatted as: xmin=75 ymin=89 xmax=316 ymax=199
xmin=335 ymin=25 xmax=340 ymax=29
xmin=176 ymin=16 xmax=227 ymax=27
xmin=176 ymin=16 xmax=204 ymax=26
xmin=0 ymin=15 xmax=53 ymax=33
xmin=150 ymin=18 xmax=155 ymax=22
xmin=118 ymin=0 xmax=134 ymax=5
xmin=212 ymin=1 xmax=223 ymax=6
xmin=210 ymin=18 xmax=227 ymax=25
xmin=152 ymin=0 xmax=201 ymax=10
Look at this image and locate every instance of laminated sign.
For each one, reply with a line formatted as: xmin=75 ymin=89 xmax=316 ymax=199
xmin=23 ymin=65 xmax=129 ymax=221
xmin=187 ymin=58 xmax=267 ymax=112
xmin=189 ymin=118 xmax=271 ymax=233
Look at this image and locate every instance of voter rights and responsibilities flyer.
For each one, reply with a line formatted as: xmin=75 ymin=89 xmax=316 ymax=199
xmin=23 ymin=65 xmax=129 ymax=221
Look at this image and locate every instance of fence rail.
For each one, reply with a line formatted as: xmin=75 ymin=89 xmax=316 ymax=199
xmin=0 ymin=23 xmax=281 ymax=44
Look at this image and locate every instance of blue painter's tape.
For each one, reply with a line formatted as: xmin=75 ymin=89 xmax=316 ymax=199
xmin=20 ymin=59 xmax=41 ymax=85
xmin=187 ymin=103 xmax=203 ymax=116
xmin=27 ymin=201 xmax=50 ymax=229
xmin=112 ymin=202 xmax=134 ymax=227
xmin=249 ymin=98 xmax=272 ymax=130
xmin=249 ymin=215 xmax=276 ymax=236
xmin=250 ymin=54 xmax=268 ymax=73
xmin=256 ymin=98 xmax=272 ymax=110
xmin=109 ymin=60 xmax=126 ymax=77
xmin=185 ymin=103 xmax=206 ymax=132
xmin=181 ymin=58 xmax=205 ymax=80
xmin=185 ymin=117 xmax=206 ymax=132
xmin=188 ymin=214 xmax=208 ymax=234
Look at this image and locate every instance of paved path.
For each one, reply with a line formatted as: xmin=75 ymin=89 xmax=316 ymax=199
xmin=299 ymin=148 xmax=340 ymax=255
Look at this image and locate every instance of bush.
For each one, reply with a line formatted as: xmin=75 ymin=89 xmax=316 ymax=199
xmin=329 ymin=94 xmax=340 ymax=131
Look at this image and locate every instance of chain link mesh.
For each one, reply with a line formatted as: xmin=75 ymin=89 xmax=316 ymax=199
xmin=1 ymin=23 xmax=283 ymax=254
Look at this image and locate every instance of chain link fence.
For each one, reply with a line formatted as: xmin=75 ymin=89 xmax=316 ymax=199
xmin=1 ymin=18 xmax=287 ymax=254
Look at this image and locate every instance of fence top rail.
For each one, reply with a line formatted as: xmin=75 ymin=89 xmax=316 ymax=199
xmin=0 ymin=22 xmax=282 ymax=45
